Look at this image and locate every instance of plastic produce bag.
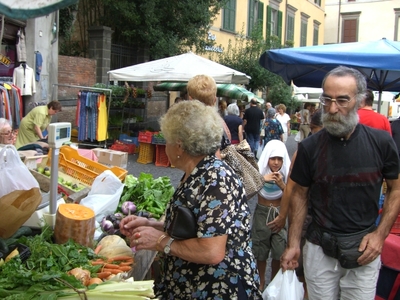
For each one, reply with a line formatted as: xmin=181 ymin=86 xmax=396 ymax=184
xmin=257 ymin=140 xmax=264 ymax=160
xmin=80 ymin=170 xmax=124 ymax=223
xmin=294 ymin=131 xmax=302 ymax=143
xmin=0 ymin=145 xmax=40 ymax=198
xmin=263 ymin=269 xmax=304 ymax=300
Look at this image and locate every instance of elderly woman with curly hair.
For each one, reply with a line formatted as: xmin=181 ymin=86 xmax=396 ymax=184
xmin=120 ymin=100 xmax=262 ymax=299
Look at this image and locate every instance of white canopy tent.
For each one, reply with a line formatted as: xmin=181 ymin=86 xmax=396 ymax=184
xmin=108 ymin=52 xmax=250 ymax=84
xmin=293 ymin=86 xmax=322 ymax=103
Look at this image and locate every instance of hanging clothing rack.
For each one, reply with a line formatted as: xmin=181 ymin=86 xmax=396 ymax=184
xmin=51 ymin=83 xmax=113 ymax=148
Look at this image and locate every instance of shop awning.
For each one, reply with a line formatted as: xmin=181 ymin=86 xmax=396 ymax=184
xmin=154 ymin=82 xmax=261 ymax=102
xmin=0 ymin=0 xmax=78 ymax=20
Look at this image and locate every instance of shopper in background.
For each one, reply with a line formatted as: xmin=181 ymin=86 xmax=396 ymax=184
xmin=358 ymin=89 xmax=392 ymax=135
xmin=0 ymin=118 xmax=16 ymax=145
xmin=298 ymin=102 xmax=311 ymax=142
xmin=120 ymin=100 xmax=262 ymax=299
xmin=15 ymin=100 xmax=62 ymax=149
xmin=260 ymin=108 xmax=283 ymax=149
xmin=275 ymin=103 xmax=291 ymax=143
xmin=243 ymin=98 xmax=264 ymax=154
xmin=224 ymin=103 xmax=243 ymax=144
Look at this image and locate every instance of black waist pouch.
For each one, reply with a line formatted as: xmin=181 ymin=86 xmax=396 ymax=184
xmin=309 ymin=222 xmax=376 ymax=269
xmin=336 ymin=225 xmax=376 ymax=269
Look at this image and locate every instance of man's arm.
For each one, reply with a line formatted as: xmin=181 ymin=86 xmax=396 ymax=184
xmin=358 ymin=177 xmax=400 ymax=265
xmin=280 ymin=178 xmax=309 ymax=271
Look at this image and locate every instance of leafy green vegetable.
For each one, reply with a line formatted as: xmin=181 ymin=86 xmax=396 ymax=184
xmin=0 ymin=224 xmax=101 ymax=299
xmin=119 ymin=173 xmax=175 ymax=219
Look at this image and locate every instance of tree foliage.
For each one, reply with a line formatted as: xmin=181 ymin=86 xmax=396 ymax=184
xmin=212 ymin=25 xmax=292 ymax=107
xmin=78 ymin=0 xmax=227 ymax=59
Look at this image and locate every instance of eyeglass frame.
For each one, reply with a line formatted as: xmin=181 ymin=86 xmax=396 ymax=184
xmin=0 ymin=130 xmax=17 ymax=136
xmin=319 ymin=95 xmax=354 ymax=108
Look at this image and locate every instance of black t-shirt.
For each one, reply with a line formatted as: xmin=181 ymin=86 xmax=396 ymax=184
xmin=243 ymin=106 xmax=264 ymax=134
xmin=224 ymin=115 xmax=243 ymax=141
xmin=291 ymin=124 xmax=399 ymax=234
xmin=391 ymin=118 xmax=400 ymax=156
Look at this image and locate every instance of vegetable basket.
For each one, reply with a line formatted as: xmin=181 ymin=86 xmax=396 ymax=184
xmin=47 ymin=146 xmax=127 ymax=186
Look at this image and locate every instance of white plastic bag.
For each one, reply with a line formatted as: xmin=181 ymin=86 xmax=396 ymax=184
xmin=0 ymin=145 xmax=40 ymax=198
xmin=80 ymin=170 xmax=124 ymax=223
xmin=294 ymin=131 xmax=302 ymax=142
xmin=263 ymin=269 xmax=304 ymax=300
xmin=257 ymin=140 xmax=264 ymax=160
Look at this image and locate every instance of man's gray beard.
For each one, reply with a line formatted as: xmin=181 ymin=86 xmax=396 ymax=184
xmin=322 ymin=107 xmax=359 ymax=137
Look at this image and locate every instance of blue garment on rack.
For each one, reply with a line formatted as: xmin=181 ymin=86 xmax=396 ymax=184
xmin=35 ymin=52 xmax=43 ymax=81
xmin=78 ymin=91 xmax=88 ymax=141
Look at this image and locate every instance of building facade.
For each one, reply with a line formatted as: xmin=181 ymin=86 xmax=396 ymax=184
xmin=204 ymin=0 xmax=325 ymax=58
xmin=324 ymin=0 xmax=400 ymax=44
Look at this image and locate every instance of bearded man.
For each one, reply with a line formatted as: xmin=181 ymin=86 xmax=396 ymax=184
xmin=280 ymin=66 xmax=400 ymax=300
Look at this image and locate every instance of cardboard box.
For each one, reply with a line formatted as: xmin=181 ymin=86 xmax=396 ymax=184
xmin=92 ymin=148 xmax=128 ymax=169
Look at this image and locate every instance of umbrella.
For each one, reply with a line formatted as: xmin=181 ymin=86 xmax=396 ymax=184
xmin=259 ymin=38 xmax=400 ymax=111
xmin=154 ymin=82 xmax=259 ymax=102
xmin=0 ymin=0 xmax=78 ymax=20
xmin=108 ymin=52 xmax=250 ymax=84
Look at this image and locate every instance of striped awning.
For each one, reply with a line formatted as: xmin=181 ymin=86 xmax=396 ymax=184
xmin=0 ymin=0 xmax=78 ymax=20
xmin=154 ymin=82 xmax=262 ymax=103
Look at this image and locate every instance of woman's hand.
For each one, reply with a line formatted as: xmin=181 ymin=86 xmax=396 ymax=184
xmin=129 ymin=226 xmax=164 ymax=251
xmin=119 ymin=215 xmax=150 ymax=238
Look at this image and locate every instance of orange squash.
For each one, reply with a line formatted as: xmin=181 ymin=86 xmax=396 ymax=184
xmin=54 ymin=203 xmax=95 ymax=247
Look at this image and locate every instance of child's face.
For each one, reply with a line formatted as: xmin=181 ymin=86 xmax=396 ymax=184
xmin=268 ymin=156 xmax=283 ymax=172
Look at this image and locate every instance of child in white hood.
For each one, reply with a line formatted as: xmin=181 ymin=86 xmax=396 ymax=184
xmin=252 ymin=139 xmax=291 ymax=290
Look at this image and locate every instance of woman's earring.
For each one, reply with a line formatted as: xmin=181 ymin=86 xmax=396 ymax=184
xmin=177 ymin=155 xmax=180 ymax=159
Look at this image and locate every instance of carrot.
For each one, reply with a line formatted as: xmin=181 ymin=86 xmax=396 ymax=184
xmin=94 ymin=245 xmax=102 ymax=255
xmin=119 ymin=261 xmax=134 ymax=266
xmin=102 ymin=268 xmax=124 ymax=274
xmin=97 ymin=271 xmax=112 ymax=279
xmin=108 ymin=255 xmax=133 ymax=262
xmin=118 ymin=266 xmax=132 ymax=272
xmin=104 ymin=263 xmax=120 ymax=269
xmin=91 ymin=261 xmax=106 ymax=266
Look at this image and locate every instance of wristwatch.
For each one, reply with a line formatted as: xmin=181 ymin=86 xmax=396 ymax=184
xmin=164 ymin=237 xmax=175 ymax=255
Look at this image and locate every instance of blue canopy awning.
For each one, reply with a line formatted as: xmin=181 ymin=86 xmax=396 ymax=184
xmin=259 ymin=38 xmax=400 ymax=93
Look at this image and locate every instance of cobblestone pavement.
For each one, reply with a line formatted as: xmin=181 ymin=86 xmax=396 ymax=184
xmin=125 ymin=135 xmax=298 ymax=288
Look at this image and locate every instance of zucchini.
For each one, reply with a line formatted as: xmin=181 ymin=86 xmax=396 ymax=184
xmin=0 ymin=238 xmax=9 ymax=255
xmin=9 ymin=226 xmax=33 ymax=240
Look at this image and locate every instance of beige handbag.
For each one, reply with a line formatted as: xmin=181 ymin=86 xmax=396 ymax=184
xmin=221 ymin=139 xmax=264 ymax=199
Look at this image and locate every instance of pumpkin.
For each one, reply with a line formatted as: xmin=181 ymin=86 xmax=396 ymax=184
xmin=54 ymin=204 xmax=95 ymax=247
xmin=97 ymin=235 xmax=133 ymax=259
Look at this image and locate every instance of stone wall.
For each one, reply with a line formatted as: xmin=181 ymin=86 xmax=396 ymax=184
xmin=56 ymin=56 xmax=97 ymax=126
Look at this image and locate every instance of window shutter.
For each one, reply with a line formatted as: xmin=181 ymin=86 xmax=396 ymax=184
xmin=277 ymin=10 xmax=283 ymax=41
xmin=267 ymin=5 xmax=272 ymax=36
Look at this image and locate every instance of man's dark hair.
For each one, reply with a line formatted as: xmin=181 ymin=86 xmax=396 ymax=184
xmin=364 ymin=89 xmax=374 ymax=106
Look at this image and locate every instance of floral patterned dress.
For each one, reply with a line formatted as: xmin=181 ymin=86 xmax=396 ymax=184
xmin=155 ymin=155 xmax=262 ymax=299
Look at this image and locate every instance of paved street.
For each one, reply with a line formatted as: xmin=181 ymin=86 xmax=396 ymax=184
xmin=126 ymin=135 xmax=298 ymax=188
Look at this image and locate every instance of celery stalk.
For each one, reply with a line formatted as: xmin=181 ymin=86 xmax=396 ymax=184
xmin=59 ymin=280 xmax=155 ymax=299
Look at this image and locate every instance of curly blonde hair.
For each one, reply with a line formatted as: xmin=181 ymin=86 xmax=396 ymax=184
xmin=187 ymin=75 xmax=217 ymax=106
xmin=160 ymin=100 xmax=223 ymax=156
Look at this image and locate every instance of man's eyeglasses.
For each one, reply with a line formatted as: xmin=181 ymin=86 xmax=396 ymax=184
xmin=0 ymin=130 xmax=17 ymax=136
xmin=319 ymin=95 xmax=353 ymax=108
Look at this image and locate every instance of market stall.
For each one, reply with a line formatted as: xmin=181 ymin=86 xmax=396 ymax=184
xmin=0 ymin=140 xmax=174 ymax=298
